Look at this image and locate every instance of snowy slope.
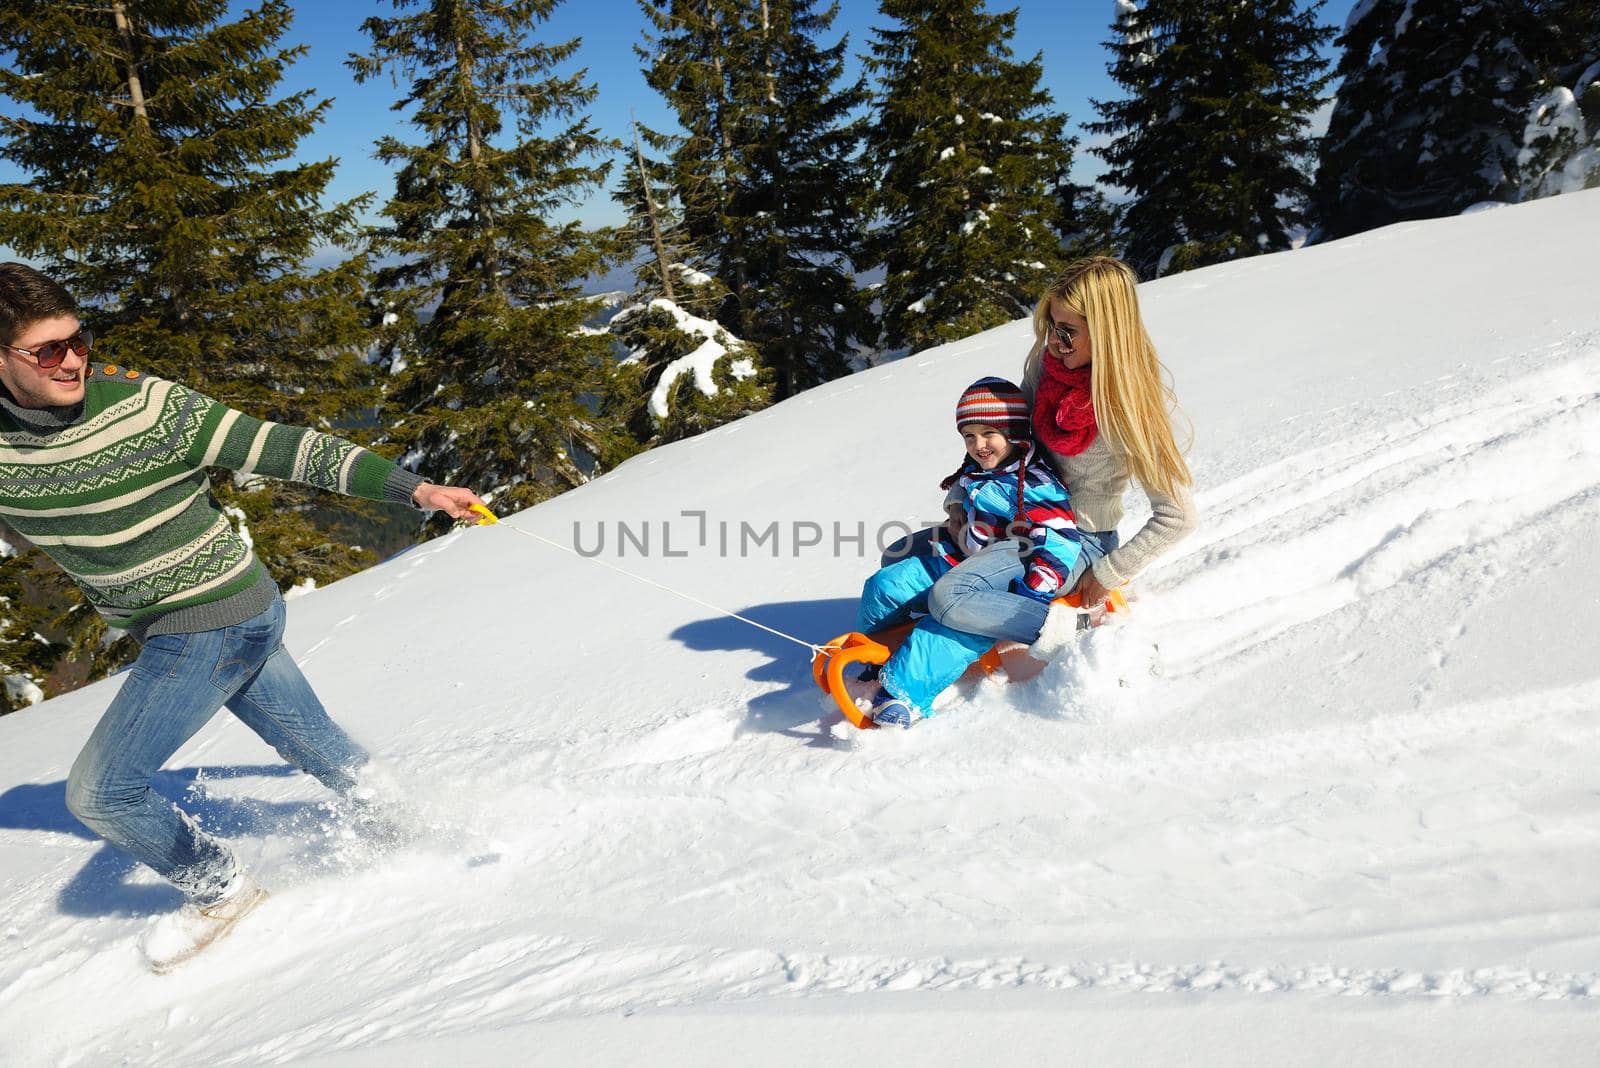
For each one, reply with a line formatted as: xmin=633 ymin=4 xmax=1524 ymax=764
xmin=3 ymin=189 xmax=1599 ymax=1065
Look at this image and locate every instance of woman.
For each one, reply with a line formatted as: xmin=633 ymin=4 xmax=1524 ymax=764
xmin=925 ymin=256 xmax=1198 ymax=658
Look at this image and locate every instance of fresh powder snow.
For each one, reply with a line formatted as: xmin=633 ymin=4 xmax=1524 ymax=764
xmin=1 ymin=189 xmax=1598 ymax=1064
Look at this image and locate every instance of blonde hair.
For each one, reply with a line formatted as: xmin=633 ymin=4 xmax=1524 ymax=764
xmin=1022 ymin=256 xmax=1192 ymax=498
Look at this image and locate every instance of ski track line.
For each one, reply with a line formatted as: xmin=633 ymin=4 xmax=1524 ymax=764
xmin=132 ymin=940 xmax=1600 ymax=1067
xmin=1141 ymin=355 xmax=1600 ymax=681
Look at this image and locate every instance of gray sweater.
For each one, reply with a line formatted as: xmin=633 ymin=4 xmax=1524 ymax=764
xmin=1019 ymin=364 xmax=1198 ymax=590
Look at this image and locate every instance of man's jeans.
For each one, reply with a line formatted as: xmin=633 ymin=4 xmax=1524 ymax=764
xmin=66 ymin=597 xmax=367 ymax=904
xmin=881 ymin=525 xmax=1121 ymax=645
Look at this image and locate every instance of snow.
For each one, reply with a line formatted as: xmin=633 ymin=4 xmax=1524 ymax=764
xmin=3 ymin=190 xmax=1600 ymax=1064
xmin=938 ymin=146 xmax=956 ymax=161
xmin=669 ymin=263 xmax=714 ymax=287
xmin=284 ymin=579 xmax=319 ymax=602
xmin=1393 ymin=0 xmax=1419 ymax=38
xmin=614 ymin=298 xmax=751 ymax=420
xmin=1521 ymin=85 xmax=1600 ymax=198
xmin=1344 ymin=0 xmax=1379 ymax=32
xmin=2 ymin=675 xmax=43 ymax=708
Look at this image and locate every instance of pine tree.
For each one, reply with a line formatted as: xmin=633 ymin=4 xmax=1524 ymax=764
xmin=1090 ymin=0 xmax=1333 ymax=279
xmin=608 ymin=124 xmax=771 ymax=448
xmin=1518 ymin=0 xmax=1600 ymax=197
xmin=862 ymin=0 xmax=1075 ymax=355
xmin=637 ymin=0 xmax=867 ymax=399
xmin=352 ymin=0 xmax=629 ymax=529
xmin=1314 ymin=0 xmax=1544 ymax=241
xmin=1052 ymin=173 xmax=1122 ymax=262
xmin=0 ymin=0 xmax=381 ymax=696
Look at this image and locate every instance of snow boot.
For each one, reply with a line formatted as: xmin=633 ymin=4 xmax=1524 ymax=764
xmin=868 ymin=690 xmax=921 ymax=729
xmin=143 ymin=872 xmax=269 ymax=974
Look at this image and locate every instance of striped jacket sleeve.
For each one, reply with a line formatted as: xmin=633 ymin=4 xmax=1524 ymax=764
xmin=174 ymin=383 xmax=425 ymax=505
xmin=966 ymin=476 xmax=1083 ymax=602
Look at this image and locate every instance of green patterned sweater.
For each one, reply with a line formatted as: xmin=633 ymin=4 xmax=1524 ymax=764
xmin=0 ymin=365 xmax=425 ymax=640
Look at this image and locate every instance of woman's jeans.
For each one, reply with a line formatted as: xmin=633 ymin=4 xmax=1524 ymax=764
xmin=65 ymin=597 xmax=367 ymax=904
xmin=933 ymin=529 xmax=1120 ymax=643
xmin=879 ymin=525 xmax=1121 ymax=645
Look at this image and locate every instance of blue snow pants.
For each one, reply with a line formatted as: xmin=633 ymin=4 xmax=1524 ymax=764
xmin=856 ymin=549 xmax=1003 ymax=716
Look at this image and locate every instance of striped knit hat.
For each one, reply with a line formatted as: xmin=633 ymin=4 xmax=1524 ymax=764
xmin=955 ymin=377 xmax=1030 ymax=440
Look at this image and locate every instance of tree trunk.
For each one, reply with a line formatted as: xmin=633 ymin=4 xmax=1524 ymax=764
xmin=453 ymin=31 xmax=503 ymax=294
xmin=633 ymin=121 xmax=677 ymax=302
xmin=111 ymin=2 xmax=149 ymax=122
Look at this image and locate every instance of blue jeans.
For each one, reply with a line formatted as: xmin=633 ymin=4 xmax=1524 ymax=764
xmin=66 ymin=597 xmax=367 ymax=904
xmin=926 ymin=529 xmax=1121 ymax=644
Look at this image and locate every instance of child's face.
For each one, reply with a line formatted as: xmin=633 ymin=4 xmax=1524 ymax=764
xmin=961 ymin=423 xmax=1014 ymax=470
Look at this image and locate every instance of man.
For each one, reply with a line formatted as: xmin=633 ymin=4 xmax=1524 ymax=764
xmin=0 ymin=262 xmax=484 ymax=969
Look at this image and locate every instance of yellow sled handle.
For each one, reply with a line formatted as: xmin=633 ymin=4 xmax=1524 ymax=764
xmin=469 ymin=503 xmax=499 ymax=526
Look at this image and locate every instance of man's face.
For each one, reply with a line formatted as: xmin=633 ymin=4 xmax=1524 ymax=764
xmin=0 ymin=315 xmax=88 ymax=408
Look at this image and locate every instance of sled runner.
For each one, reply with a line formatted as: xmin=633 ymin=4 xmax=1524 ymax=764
xmin=812 ymin=590 xmax=1129 ymax=729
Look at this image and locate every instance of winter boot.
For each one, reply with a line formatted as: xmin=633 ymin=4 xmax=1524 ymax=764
xmin=143 ymin=871 xmax=269 ymax=974
xmin=868 ymin=690 xmax=921 ymax=729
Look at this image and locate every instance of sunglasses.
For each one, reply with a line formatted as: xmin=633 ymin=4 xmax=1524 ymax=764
xmin=1049 ymin=321 xmax=1077 ymax=349
xmin=3 ymin=327 xmax=94 ymax=369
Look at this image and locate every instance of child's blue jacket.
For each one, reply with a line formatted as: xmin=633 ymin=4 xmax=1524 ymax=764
xmin=948 ymin=443 xmax=1082 ymax=601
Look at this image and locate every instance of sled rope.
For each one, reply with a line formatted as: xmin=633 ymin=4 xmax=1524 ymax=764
xmin=470 ymin=507 xmax=835 ymax=656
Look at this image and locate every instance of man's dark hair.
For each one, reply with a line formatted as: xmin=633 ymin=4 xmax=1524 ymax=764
xmin=0 ymin=262 xmax=78 ymax=345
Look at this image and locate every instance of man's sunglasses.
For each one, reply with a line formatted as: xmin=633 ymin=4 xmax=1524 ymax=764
xmin=2 ymin=327 xmax=94 ymax=369
xmin=1049 ymin=321 xmax=1077 ymax=349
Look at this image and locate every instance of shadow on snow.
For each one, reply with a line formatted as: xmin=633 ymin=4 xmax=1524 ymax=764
xmin=670 ymin=596 xmax=861 ymax=746
xmin=0 ymin=764 xmax=324 ymax=918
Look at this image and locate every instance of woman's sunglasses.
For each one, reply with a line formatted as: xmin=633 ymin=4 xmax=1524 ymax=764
xmin=2 ymin=327 xmax=94 ymax=369
xmin=1049 ymin=322 xmax=1077 ymax=349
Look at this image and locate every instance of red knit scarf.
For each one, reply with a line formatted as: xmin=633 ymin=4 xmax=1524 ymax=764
xmin=1032 ymin=356 xmax=1097 ymax=456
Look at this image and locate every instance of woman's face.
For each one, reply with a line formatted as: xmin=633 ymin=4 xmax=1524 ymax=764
xmin=1046 ymin=298 xmax=1091 ymax=370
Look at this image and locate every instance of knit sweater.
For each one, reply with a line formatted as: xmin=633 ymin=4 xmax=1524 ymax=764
xmin=1019 ymin=368 xmax=1198 ymax=590
xmin=0 ymin=365 xmax=425 ymax=640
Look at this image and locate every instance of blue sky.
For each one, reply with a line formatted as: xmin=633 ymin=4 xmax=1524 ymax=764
xmin=2 ymin=1 xmax=1354 ymax=233
xmin=285 ymin=0 xmax=1137 ymax=227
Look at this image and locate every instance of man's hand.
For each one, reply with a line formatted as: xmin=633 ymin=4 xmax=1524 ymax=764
xmin=1072 ymin=569 xmax=1112 ymax=608
xmin=412 ymin=482 xmax=487 ymax=521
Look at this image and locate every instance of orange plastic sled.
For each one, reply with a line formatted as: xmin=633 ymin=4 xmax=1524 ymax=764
xmin=813 ymin=590 xmax=1130 ymax=729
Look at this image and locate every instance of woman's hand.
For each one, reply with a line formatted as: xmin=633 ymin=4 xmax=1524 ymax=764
xmin=412 ymin=482 xmax=487 ymax=520
xmin=1072 ymin=569 xmax=1112 ymax=608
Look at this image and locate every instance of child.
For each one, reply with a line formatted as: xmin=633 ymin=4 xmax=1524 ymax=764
xmin=856 ymin=378 xmax=1083 ymax=728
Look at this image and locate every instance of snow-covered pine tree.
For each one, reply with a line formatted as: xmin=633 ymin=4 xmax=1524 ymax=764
xmin=862 ymin=0 xmax=1073 ymax=355
xmin=637 ymin=0 xmax=868 ymax=399
xmin=0 ymin=543 xmax=56 ymax=715
xmin=1090 ymin=0 xmax=1333 ymax=278
xmin=1518 ymin=0 xmax=1600 ymax=197
xmin=0 ymin=0 xmax=380 ymax=694
xmin=606 ymin=295 xmax=771 ymax=448
xmin=1314 ymin=0 xmax=1545 ymax=241
xmin=608 ymin=127 xmax=772 ymax=449
xmin=352 ymin=0 xmax=629 ymax=528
